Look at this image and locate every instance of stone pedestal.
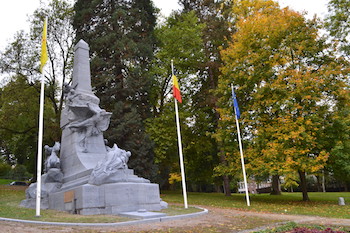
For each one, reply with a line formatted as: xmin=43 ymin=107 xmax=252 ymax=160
xmin=49 ymin=182 xmax=163 ymax=215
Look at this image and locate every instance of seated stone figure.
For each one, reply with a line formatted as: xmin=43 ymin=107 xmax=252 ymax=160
xmin=21 ymin=142 xmax=63 ymax=209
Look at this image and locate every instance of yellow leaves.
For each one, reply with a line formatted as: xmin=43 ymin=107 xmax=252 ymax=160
xmin=232 ymin=0 xmax=280 ymax=20
xmin=217 ymin=0 xmax=349 ymax=183
xmin=168 ymin=172 xmax=181 ymax=184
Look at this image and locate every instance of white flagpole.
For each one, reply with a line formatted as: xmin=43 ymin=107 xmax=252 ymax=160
xmin=35 ymin=69 xmax=45 ymax=217
xmin=36 ymin=17 xmax=48 ymax=217
xmin=171 ymin=60 xmax=188 ymax=209
xmin=231 ymin=84 xmax=250 ymax=207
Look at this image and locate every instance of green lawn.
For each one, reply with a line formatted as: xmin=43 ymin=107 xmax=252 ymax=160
xmin=0 ymin=184 xmax=349 ymax=223
xmin=254 ymin=222 xmax=350 ymax=233
xmin=161 ymin=191 xmax=350 ymax=219
xmin=0 ymin=185 xmax=200 ymax=222
xmin=0 ymin=179 xmax=14 ymax=185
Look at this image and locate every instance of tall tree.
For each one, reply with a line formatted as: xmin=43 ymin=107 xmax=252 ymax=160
xmin=178 ymin=0 xmax=234 ymax=195
xmin=73 ymin=0 xmax=157 ymax=179
xmin=325 ymin=0 xmax=350 ymax=59
xmin=0 ymin=0 xmax=74 ymax=176
xmin=147 ymin=11 xmax=220 ymax=190
xmin=0 ymin=76 xmax=56 ymax=174
xmin=218 ymin=0 xmax=349 ymax=201
xmin=0 ymin=0 xmax=75 ymax=128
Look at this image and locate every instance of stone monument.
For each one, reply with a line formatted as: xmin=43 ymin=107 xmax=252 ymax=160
xmin=22 ymin=40 xmax=166 ymax=216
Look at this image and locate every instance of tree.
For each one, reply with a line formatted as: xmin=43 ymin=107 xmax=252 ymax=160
xmin=325 ymin=0 xmax=350 ymax=59
xmin=0 ymin=161 xmax=11 ymax=178
xmin=0 ymin=0 xmax=75 ymax=127
xmin=73 ymin=0 xmax=158 ymax=179
xmin=29 ymin=0 xmax=75 ymax=120
xmin=218 ymin=0 xmax=349 ymax=200
xmin=0 ymin=0 xmax=74 ymax=177
xmin=0 ymin=76 xmax=56 ymax=175
xmin=324 ymin=87 xmax=350 ymax=190
xmin=147 ymin=11 xmax=221 ymax=190
xmin=178 ymin=0 xmax=234 ymax=195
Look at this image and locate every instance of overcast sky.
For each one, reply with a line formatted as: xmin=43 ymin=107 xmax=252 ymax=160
xmin=0 ymin=0 xmax=329 ymax=50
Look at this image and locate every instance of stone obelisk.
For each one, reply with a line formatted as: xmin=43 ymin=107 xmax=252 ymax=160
xmin=59 ymin=40 xmax=107 ymax=190
xmin=71 ymin=40 xmax=92 ymax=95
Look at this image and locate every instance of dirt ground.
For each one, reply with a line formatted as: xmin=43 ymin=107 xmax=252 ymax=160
xmin=1 ymin=206 xmax=350 ymax=233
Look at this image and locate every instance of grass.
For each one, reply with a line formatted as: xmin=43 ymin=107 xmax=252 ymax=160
xmin=0 ymin=179 xmax=14 ymax=185
xmin=254 ymin=222 xmax=350 ymax=233
xmin=0 ymin=185 xmax=201 ymax=223
xmin=161 ymin=191 xmax=350 ymax=219
xmin=0 ymin=184 xmax=349 ymax=226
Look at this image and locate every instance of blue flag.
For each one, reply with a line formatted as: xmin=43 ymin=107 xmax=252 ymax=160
xmin=231 ymin=85 xmax=241 ymax=119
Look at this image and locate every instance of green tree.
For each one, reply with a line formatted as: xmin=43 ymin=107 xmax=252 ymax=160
xmin=0 ymin=0 xmax=75 ymax=127
xmin=0 ymin=161 xmax=11 ymax=178
xmin=178 ymin=0 xmax=234 ymax=195
xmin=0 ymin=76 xmax=56 ymax=175
xmin=218 ymin=0 xmax=349 ymax=201
xmin=324 ymin=89 xmax=350 ymax=190
xmin=73 ymin=0 xmax=157 ymax=179
xmin=0 ymin=0 xmax=74 ymax=178
xmin=147 ymin=11 xmax=215 ymax=190
xmin=29 ymin=0 xmax=75 ymax=120
xmin=325 ymin=0 xmax=350 ymax=58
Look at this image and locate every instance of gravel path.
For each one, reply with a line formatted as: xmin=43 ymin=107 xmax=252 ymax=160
xmin=1 ymin=206 xmax=349 ymax=233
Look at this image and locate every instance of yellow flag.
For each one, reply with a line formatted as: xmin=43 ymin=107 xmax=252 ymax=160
xmin=40 ymin=18 xmax=48 ymax=73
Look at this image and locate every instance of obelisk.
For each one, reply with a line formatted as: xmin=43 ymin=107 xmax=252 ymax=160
xmin=59 ymin=39 xmax=107 ymax=190
xmin=72 ymin=40 xmax=93 ymax=95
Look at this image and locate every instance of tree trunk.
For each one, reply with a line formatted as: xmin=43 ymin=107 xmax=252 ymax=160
xmin=316 ymin=175 xmax=322 ymax=192
xmin=223 ymin=175 xmax=231 ymax=196
xmin=322 ymin=170 xmax=326 ymax=192
xmin=215 ymin=184 xmax=222 ymax=193
xmin=270 ymin=175 xmax=281 ymax=195
xmin=298 ymin=170 xmax=310 ymax=201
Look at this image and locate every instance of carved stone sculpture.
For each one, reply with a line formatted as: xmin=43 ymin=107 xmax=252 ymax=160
xmin=44 ymin=142 xmax=61 ymax=172
xmin=21 ymin=142 xmax=63 ymax=209
xmin=22 ymin=39 xmax=166 ymax=216
xmin=66 ymin=102 xmax=111 ymax=152
xmin=88 ymin=143 xmax=149 ymax=185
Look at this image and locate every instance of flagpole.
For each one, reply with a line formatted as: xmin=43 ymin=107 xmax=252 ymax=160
xmin=231 ymin=84 xmax=250 ymax=207
xmin=36 ymin=17 xmax=48 ymax=217
xmin=171 ymin=60 xmax=188 ymax=209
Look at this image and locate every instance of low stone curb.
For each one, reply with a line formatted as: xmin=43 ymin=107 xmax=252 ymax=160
xmin=0 ymin=206 xmax=208 ymax=227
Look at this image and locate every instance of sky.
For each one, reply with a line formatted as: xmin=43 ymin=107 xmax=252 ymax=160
xmin=0 ymin=0 xmax=329 ymax=50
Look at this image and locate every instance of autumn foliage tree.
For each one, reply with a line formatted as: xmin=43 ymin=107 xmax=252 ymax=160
xmin=217 ymin=0 xmax=349 ymax=200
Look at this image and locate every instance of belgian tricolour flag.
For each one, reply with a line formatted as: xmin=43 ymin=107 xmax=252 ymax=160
xmin=172 ymin=75 xmax=182 ymax=103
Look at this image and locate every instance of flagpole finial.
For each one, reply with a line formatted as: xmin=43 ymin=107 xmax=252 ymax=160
xmin=171 ymin=60 xmax=174 ymax=76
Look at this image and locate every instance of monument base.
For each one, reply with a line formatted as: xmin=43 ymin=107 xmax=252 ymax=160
xmin=49 ymin=182 xmax=164 ymax=215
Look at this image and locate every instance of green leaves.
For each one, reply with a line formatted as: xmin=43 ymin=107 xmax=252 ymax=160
xmin=217 ymin=0 xmax=350 ymax=198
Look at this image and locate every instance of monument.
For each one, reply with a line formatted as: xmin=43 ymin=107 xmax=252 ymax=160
xmin=21 ymin=40 xmax=167 ymax=216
